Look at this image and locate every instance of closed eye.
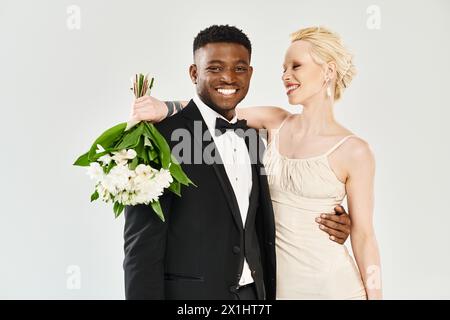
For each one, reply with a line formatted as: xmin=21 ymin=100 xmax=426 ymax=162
xmin=207 ymin=66 xmax=221 ymax=72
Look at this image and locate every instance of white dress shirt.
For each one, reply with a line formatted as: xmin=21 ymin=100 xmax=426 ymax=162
xmin=193 ymin=94 xmax=254 ymax=286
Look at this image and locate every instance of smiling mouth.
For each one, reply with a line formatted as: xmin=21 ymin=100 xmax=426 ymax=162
xmin=216 ymin=88 xmax=239 ymax=97
xmin=286 ymin=84 xmax=300 ymax=95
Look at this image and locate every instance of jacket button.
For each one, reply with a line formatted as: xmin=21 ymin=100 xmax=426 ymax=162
xmin=267 ymin=241 xmax=273 ymax=246
xmin=252 ymin=270 xmax=256 ymax=276
xmin=232 ymin=246 xmax=241 ymax=254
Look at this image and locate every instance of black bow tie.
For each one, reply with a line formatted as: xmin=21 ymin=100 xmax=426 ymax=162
xmin=215 ymin=117 xmax=248 ymax=137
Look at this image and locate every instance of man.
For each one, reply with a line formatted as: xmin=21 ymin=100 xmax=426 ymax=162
xmin=124 ymin=25 xmax=350 ymax=300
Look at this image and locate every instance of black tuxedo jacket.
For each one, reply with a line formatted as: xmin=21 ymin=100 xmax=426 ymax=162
xmin=123 ymin=100 xmax=276 ymax=300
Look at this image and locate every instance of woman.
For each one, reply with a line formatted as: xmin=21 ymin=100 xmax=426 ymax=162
xmin=131 ymin=26 xmax=382 ymax=300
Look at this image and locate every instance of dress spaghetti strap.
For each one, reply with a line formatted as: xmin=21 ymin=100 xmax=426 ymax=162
xmin=277 ymin=116 xmax=290 ymax=133
xmin=324 ymin=135 xmax=357 ymax=156
xmin=268 ymin=116 xmax=290 ymax=147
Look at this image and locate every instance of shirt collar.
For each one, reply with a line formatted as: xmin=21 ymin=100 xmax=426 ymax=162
xmin=193 ymin=93 xmax=238 ymax=134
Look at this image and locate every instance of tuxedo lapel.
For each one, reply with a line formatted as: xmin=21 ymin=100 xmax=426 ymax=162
xmin=181 ymin=100 xmax=244 ymax=232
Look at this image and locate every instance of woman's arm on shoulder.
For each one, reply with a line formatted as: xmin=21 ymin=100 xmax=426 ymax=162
xmin=344 ymin=138 xmax=382 ymax=299
xmin=237 ymin=106 xmax=291 ymax=130
xmin=130 ymin=97 xmax=291 ymax=131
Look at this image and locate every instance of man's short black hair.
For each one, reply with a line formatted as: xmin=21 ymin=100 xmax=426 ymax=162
xmin=193 ymin=25 xmax=252 ymax=57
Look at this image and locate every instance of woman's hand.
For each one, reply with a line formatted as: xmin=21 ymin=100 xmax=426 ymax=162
xmin=129 ymin=96 xmax=167 ymax=123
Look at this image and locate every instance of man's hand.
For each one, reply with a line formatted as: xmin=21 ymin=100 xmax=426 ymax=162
xmin=129 ymin=96 xmax=167 ymax=123
xmin=315 ymin=205 xmax=351 ymax=244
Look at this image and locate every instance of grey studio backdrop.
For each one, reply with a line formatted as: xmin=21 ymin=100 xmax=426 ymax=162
xmin=1 ymin=0 xmax=449 ymax=299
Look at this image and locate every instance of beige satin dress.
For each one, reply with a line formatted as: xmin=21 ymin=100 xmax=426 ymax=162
xmin=263 ymin=124 xmax=367 ymax=300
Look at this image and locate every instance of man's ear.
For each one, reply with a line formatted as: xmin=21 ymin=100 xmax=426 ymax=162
xmin=189 ymin=64 xmax=198 ymax=84
xmin=248 ymin=65 xmax=254 ymax=79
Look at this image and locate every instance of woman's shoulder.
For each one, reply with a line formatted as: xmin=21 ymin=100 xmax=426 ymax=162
xmin=266 ymin=106 xmax=292 ymax=130
xmin=328 ymin=123 xmax=373 ymax=160
xmin=339 ymin=134 xmax=375 ymax=167
xmin=264 ymin=107 xmax=292 ymax=140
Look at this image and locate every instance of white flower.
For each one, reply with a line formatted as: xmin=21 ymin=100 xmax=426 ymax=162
xmin=127 ymin=149 xmax=137 ymax=159
xmin=135 ymin=181 xmax=161 ymax=203
xmin=117 ymin=190 xmax=132 ymax=204
xmin=100 ymin=175 xmax=118 ymax=196
xmin=86 ymin=162 xmax=104 ymax=182
xmin=155 ymin=168 xmax=173 ymax=190
xmin=112 ymin=149 xmax=137 ymax=166
xmin=111 ymin=150 xmax=128 ymax=166
xmin=98 ymin=154 xmax=112 ymax=165
xmin=102 ymin=164 xmax=135 ymax=195
xmin=88 ymin=149 xmax=174 ymax=209
xmin=135 ymin=163 xmax=157 ymax=177
xmin=95 ymin=144 xmax=112 ymax=165
xmin=96 ymin=183 xmax=112 ymax=202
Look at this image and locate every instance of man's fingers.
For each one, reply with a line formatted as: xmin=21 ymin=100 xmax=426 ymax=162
xmin=316 ymin=216 xmax=351 ymax=234
xmin=332 ymin=236 xmax=345 ymax=245
xmin=318 ymin=225 xmax=346 ymax=241
xmin=319 ymin=213 xmax=350 ymax=226
xmin=334 ymin=205 xmax=346 ymax=215
xmin=317 ymin=218 xmax=340 ymax=230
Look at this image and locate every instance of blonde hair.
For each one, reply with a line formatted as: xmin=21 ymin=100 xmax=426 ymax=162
xmin=290 ymin=26 xmax=356 ymax=101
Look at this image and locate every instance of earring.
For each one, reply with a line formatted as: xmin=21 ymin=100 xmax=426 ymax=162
xmin=325 ymin=79 xmax=331 ymax=98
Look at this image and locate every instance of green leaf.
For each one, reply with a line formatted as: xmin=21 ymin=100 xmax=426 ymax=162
xmin=134 ymin=136 xmax=145 ymax=159
xmin=168 ymin=180 xmax=181 ymax=197
xmin=105 ymin=160 xmax=117 ymax=174
xmin=113 ymin=201 xmax=119 ymax=215
xmin=74 ymin=151 xmax=90 ymax=166
xmin=144 ymin=135 xmax=153 ymax=148
xmin=169 ymin=162 xmax=194 ymax=186
xmin=142 ymin=121 xmax=194 ymax=186
xmin=113 ymin=130 xmax=127 ymax=147
xmin=88 ymin=150 xmax=110 ymax=162
xmin=151 ymin=157 xmax=160 ymax=166
xmin=129 ymin=156 xmax=139 ymax=170
xmin=148 ymin=77 xmax=154 ymax=91
xmin=90 ymin=190 xmax=99 ymax=202
xmin=113 ymin=201 xmax=124 ymax=218
xmin=115 ymin=122 xmax=144 ymax=150
xmin=88 ymin=122 xmax=127 ymax=161
xmin=150 ymin=201 xmax=165 ymax=222
xmin=138 ymin=74 xmax=144 ymax=97
xmin=144 ymin=122 xmax=171 ymax=168
xmin=148 ymin=148 xmax=158 ymax=161
xmin=169 ymin=155 xmax=195 ymax=186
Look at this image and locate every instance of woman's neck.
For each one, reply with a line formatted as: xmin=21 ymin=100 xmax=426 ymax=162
xmin=297 ymin=98 xmax=336 ymax=136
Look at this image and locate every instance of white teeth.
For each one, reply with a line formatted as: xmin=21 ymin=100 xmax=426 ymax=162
xmin=217 ymin=88 xmax=237 ymax=95
xmin=286 ymin=84 xmax=300 ymax=93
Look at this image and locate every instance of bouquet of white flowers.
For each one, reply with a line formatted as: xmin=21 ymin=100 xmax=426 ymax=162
xmin=73 ymin=74 xmax=194 ymax=220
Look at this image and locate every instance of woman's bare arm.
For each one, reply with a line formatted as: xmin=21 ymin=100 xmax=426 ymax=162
xmin=130 ymin=96 xmax=291 ymax=131
xmin=344 ymin=139 xmax=382 ymax=300
xmin=236 ymin=106 xmax=291 ymax=130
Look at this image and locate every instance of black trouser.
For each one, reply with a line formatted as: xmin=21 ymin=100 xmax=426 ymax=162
xmin=233 ymin=283 xmax=257 ymax=300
